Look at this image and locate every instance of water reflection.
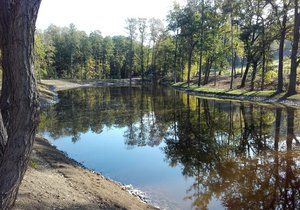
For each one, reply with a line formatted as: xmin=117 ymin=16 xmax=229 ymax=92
xmin=40 ymin=86 xmax=300 ymax=209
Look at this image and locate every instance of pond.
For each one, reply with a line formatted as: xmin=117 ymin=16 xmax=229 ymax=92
xmin=39 ymin=86 xmax=300 ymax=210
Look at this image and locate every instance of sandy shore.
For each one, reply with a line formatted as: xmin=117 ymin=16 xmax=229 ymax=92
xmin=41 ymin=79 xmax=142 ymax=91
xmin=15 ymin=138 xmax=157 ymax=210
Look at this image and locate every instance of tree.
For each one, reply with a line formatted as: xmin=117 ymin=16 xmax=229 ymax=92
xmin=34 ymin=30 xmax=56 ymax=80
xmin=181 ymin=1 xmax=200 ymax=87
xmin=111 ymin=36 xmax=129 ymax=79
xmin=100 ymin=36 xmax=113 ymax=79
xmin=287 ymin=0 xmax=300 ymax=96
xmin=197 ymin=0 xmax=205 ymax=87
xmin=89 ymin=31 xmax=103 ymax=77
xmin=125 ymin=18 xmax=138 ymax=85
xmin=149 ymin=18 xmax=164 ymax=81
xmin=138 ymin=18 xmax=147 ymax=81
xmin=168 ymin=2 xmax=183 ymax=83
xmin=239 ymin=0 xmax=265 ymax=90
xmin=77 ymin=31 xmax=92 ymax=80
xmin=66 ymin=24 xmax=80 ymax=79
xmin=222 ymin=0 xmax=241 ymax=89
xmin=155 ymin=34 xmax=175 ymax=80
xmin=268 ymin=0 xmax=292 ymax=93
xmin=0 ymin=0 xmax=41 ymax=209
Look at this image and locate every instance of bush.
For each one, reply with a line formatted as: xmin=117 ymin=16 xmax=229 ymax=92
xmin=265 ymin=70 xmax=278 ymax=84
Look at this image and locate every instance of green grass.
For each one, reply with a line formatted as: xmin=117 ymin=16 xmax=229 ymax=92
xmin=173 ymin=82 xmax=300 ymax=101
xmin=288 ymin=94 xmax=300 ymax=100
xmin=29 ymin=159 xmax=39 ymax=169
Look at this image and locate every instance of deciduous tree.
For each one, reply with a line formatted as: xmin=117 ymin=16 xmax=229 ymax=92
xmin=0 ymin=0 xmax=41 ymax=208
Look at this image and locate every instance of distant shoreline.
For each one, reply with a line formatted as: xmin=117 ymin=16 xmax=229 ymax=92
xmin=39 ymin=79 xmax=300 ymax=108
xmin=172 ymin=83 xmax=300 ymax=108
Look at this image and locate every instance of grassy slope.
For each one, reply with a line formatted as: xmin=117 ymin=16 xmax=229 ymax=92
xmin=173 ymin=82 xmax=300 ymax=102
xmin=174 ymin=58 xmax=300 ymax=102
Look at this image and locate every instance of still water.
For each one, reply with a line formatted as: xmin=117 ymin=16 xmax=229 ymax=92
xmin=39 ymin=86 xmax=300 ymax=209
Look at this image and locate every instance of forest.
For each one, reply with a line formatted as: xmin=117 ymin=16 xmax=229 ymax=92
xmin=34 ymin=0 xmax=300 ymax=95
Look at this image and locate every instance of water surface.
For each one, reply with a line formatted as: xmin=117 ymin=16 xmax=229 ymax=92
xmin=39 ymin=86 xmax=300 ymax=209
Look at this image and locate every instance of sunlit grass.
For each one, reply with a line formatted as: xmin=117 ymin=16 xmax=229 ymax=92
xmin=288 ymin=94 xmax=300 ymax=100
xmin=173 ymin=82 xmax=300 ymax=101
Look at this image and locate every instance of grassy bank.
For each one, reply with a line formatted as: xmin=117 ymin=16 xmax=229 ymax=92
xmin=173 ymin=82 xmax=300 ymax=106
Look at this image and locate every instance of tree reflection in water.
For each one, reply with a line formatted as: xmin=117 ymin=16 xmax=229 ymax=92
xmin=39 ymin=86 xmax=300 ymax=209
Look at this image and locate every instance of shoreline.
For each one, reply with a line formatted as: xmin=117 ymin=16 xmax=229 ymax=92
xmin=15 ymin=137 xmax=157 ymax=210
xmin=172 ymin=84 xmax=300 ymax=108
xmin=16 ymin=79 xmax=158 ymax=210
xmin=45 ymin=137 xmax=153 ymax=204
xmin=41 ymin=79 xmax=300 ymax=108
xmin=41 ymin=79 xmax=143 ymax=91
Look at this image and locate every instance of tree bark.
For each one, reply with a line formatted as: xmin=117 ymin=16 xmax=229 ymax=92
xmin=240 ymin=57 xmax=244 ymax=76
xmin=230 ymin=12 xmax=234 ymax=90
xmin=287 ymin=0 xmax=299 ymax=96
xmin=250 ymin=62 xmax=258 ymax=91
xmin=203 ymin=58 xmax=212 ymax=85
xmin=197 ymin=51 xmax=203 ymax=87
xmin=198 ymin=0 xmax=204 ymax=87
xmin=0 ymin=0 xmax=41 ymax=209
xmin=187 ymin=46 xmax=193 ymax=87
xmin=0 ymin=60 xmax=11 ymax=128
xmin=277 ymin=13 xmax=287 ymax=93
xmin=240 ymin=59 xmax=250 ymax=88
xmin=261 ymin=46 xmax=266 ymax=91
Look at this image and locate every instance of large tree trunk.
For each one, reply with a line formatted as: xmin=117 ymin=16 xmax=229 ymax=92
xmin=203 ymin=58 xmax=212 ymax=85
xmin=250 ymin=62 xmax=258 ymax=91
xmin=230 ymin=12 xmax=234 ymax=90
xmin=287 ymin=0 xmax=299 ymax=96
xmin=187 ymin=47 xmax=193 ymax=87
xmin=0 ymin=0 xmax=41 ymax=209
xmin=0 ymin=70 xmax=11 ymax=128
xmin=277 ymin=13 xmax=287 ymax=93
xmin=261 ymin=49 xmax=266 ymax=91
xmin=198 ymin=0 xmax=204 ymax=87
xmin=240 ymin=57 xmax=244 ymax=76
xmin=197 ymin=51 xmax=203 ymax=87
xmin=240 ymin=59 xmax=250 ymax=88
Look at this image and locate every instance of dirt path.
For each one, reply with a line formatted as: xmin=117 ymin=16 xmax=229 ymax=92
xmin=41 ymin=80 xmax=92 ymax=91
xmin=14 ymin=138 xmax=157 ymax=210
xmin=40 ymin=79 xmax=142 ymax=92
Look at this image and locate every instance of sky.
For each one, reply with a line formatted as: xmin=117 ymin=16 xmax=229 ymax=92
xmin=36 ymin=0 xmax=186 ymax=36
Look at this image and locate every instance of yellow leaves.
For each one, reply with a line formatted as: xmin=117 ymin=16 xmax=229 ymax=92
xmin=265 ymin=70 xmax=278 ymax=84
xmin=86 ymin=57 xmax=97 ymax=79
